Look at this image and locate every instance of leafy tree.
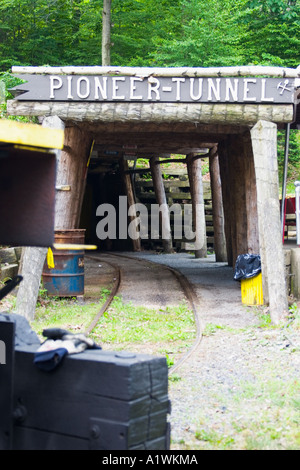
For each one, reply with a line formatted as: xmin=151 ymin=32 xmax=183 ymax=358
xmin=0 ymin=0 xmax=104 ymax=69
xmin=238 ymin=0 xmax=300 ymax=66
xmin=110 ymin=0 xmax=182 ymax=66
xmin=278 ymin=129 xmax=300 ymax=183
xmin=0 ymin=0 xmax=299 ymax=69
xmin=0 ymin=71 xmax=35 ymax=121
xmin=149 ymin=0 xmax=247 ymax=67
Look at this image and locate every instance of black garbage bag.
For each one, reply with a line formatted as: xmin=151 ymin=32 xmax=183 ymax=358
xmin=234 ymin=254 xmax=261 ymax=281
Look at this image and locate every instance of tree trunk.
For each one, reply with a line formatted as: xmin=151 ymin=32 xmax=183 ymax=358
xmin=102 ymin=0 xmax=112 ymax=66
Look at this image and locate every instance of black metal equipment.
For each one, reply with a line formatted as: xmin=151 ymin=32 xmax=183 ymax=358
xmin=0 ymin=146 xmax=56 ymax=247
xmin=0 ymin=314 xmax=170 ymax=450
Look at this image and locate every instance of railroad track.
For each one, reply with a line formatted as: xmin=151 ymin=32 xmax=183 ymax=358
xmin=85 ymin=252 xmax=204 ymax=374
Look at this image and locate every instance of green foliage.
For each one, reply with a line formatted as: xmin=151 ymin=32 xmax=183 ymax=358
xmin=0 ymin=72 xmax=24 ymax=100
xmin=239 ymin=0 xmax=300 ymax=66
xmin=0 ymin=0 xmax=104 ymax=70
xmin=151 ymin=0 xmax=246 ymax=67
xmin=0 ymin=0 xmax=299 ymax=70
xmin=278 ymin=130 xmax=300 ymax=183
xmin=0 ymin=71 xmax=35 ymax=121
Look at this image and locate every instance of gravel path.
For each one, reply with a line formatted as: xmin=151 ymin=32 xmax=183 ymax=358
xmin=119 ymin=252 xmax=300 ymax=450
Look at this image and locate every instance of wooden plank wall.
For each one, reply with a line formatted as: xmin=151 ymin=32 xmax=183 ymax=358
xmin=134 ymin=168 xmax=213 ymax=252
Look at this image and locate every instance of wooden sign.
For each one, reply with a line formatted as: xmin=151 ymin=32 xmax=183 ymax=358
xmin=11 ymin=75 xmax=295 ymax=104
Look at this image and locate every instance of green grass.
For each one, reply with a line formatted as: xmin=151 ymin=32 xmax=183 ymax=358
xmin=176 ymin=352 xmax=300 ymax=451
xmin=30 ymin=291 xmax=196 ymax=361
xmin=31 ymin=297 xmax=105 ymax=338
xmin=89 ymin=297 xmax=196 ymax=360
xmin=229 ymin=375 xmax=300 ymax=450
xmin=92 ymin=297 xmax=194 ymax=342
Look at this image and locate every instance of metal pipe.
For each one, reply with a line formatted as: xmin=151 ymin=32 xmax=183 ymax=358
xmin=295 ymin=181 xmax=300 ymax=246
xmin=281 ymin=123 xmax=290 ymax=240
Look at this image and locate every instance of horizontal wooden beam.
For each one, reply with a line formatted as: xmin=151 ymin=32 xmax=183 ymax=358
xmin=87 ymin=122 xmax=248 ymax=135
xmin=93 ymin=134 xmax=218 ymax=154
xmin=7 ymin=101 xmax=294 ymax=126
xmin=12 ymin=65 xmax=300 ymax=78
xmin=154 ymin=153 xmax=208 ymax=164
xmin=155 ymin=158 xmax=186 ymax=164
xmin=125 ymin=168 xmax=151 ymax=174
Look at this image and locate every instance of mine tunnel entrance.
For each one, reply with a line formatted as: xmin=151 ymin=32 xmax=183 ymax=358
xmin=78 ymin=125 xmax=217 ymax=256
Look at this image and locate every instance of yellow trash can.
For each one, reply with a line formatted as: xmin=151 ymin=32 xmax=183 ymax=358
xmin=241 ymin=272 xmax=263 ymax=305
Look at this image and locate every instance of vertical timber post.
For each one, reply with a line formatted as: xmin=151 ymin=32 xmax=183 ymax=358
xmin=242 ymin=131 xmax=260 ymax=255
xmin=209 ymin=146 xmax=227 ymax=262
xmin=55 ymin=125 xmax=92 ymax=230
xmin=251 ymin=120 xmax=288 ymax=324
xmin=218 ymin=134 xmax=259 ymax=267
xmin=186 ymin=153 xmax=207 ymax=258
xmin=119 ymin=157 xmax=141 ymax=252
xmin=218 ymin=142 xmax=233 ymax=266
xmin=150 ymin=156 xmax=173 ymax=253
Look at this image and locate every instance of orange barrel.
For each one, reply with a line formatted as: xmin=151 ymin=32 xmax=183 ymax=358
xmin=42 ymin=229 xmax=85 ymax=296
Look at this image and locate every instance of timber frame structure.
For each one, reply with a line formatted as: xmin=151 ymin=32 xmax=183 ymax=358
xmin=7 ymin=65 xmax=300 ymax=324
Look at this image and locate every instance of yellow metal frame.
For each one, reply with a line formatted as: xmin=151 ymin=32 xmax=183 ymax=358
xmin=0 ymin=119 xmax=64 ymax=150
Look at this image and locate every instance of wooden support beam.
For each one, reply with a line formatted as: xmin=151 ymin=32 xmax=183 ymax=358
xmin=251 ymin=120 xmax=288 ymax=324
xmin=186 ymin=154 xmax=207 ymax=258
xmin=209 ymin=146 xmax=227 ymax=262
xmin=55 ymin=125 xmax=92 ymax=229
xmin=243 ymin=131 xmax=260 ymax=255
xmin=119 ymin=157 xmax=141 ymax=252
xmin=7 ymin=100 xmax=294 ymax=126
xmin=218 ymin=143 xmax=233 ymax=266
xmin=12 ymin=64 xmax=300 ymax=78
xmin=149 ymin=156 xmax=173 ymax=253
xmin=125 ymin=168 xmax=151 ymax=175
xmin=154 ymin=154 xmax=208 ymax=165
xmin=155 ymin=158 xmax=186 ymax=164
xmin=218 ymin=132 xmax=260 ymax=267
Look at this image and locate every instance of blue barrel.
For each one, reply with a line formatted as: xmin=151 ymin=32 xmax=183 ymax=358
xmin=42 ymin=229 xmax=85 ymax=296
